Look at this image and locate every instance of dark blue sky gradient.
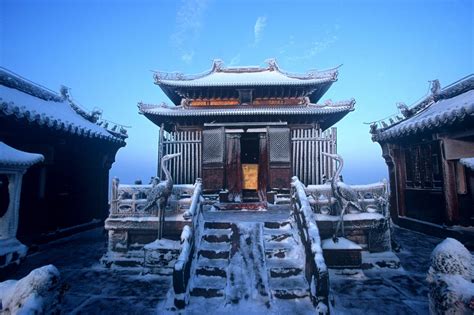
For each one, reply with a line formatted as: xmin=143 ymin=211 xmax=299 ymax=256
xmin=1 ymin=0 xmax=472 ymax=184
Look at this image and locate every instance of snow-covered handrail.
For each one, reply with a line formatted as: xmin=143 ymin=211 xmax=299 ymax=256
xmin=291 ymin=176 xmax=329 ymax=310
xmin=173 ymin=178 xmax=204 ymax=309
xmin=183 ymin=178 xmax=203 ymax=219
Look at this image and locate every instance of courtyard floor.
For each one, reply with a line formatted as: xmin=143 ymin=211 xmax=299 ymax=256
xmin=4 ymin=226 xmax=443 ymax=314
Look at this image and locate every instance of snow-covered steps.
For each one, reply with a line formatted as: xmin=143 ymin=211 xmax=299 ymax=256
xmin=263 ymin=219 xmax=310 ymax=301
xmin=269 ymin=276 xmax=310 ymax=299
xmin=189 ymin=221 xmax=232 ymax=299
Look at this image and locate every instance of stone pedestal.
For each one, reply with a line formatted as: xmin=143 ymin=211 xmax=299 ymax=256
xmin=322 ymin=237 xmax=362 ymax=268
xmin=143 ymin=239 xmax=180 ymax=275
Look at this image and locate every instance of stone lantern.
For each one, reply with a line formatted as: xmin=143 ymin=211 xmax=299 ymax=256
xmin=0 ymin=142 xmax=43 ymax=270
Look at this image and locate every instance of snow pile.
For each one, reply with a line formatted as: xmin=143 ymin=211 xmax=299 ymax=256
xmin=460 ymin=157 xmax=474 ymax=171
xmin=427 ymin=238 xmax=474 ymax=314
xmin=0 ymin=265 xmax=61 ymax=314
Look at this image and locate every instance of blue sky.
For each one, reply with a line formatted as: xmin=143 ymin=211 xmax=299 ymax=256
xmin=1 ymin=0 xmax=473 ymax=184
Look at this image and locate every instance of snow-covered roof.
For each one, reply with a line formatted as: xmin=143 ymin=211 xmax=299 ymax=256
xmin=154 ymin=59 xmax=339 ymax=105
xmin=460 ymin=158 xmax=474 ymax=171
xmin=138 ymin=99 xmax=355 ymax=117
xmin=373 ymin=75 xmax=474 ymax=142
xmin=0 ymin=68 xmax=126 ymax=144
xmin=154 ymin=59 xmax=339 ymax=87
xmin=139 ymin=99 xmax=355 ymax=131
xmin=0 ymin=141 xmax=44 ymax=169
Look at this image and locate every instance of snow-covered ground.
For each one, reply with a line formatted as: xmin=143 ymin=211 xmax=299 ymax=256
xmin=1 ymin=226 xmax=463 ymax=314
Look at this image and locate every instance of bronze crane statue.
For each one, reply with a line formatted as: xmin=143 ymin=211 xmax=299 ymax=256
xmin=143 ymin=152 xmax=181 ymax=239
xmin=322 ymin=152 xmax=362 ymax=242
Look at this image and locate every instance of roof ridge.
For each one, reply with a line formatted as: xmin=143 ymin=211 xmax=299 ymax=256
xmin=0 ymin=67 xmax=62 ymax=102
xmin=153 ymin=58 xmax=339 ymax=82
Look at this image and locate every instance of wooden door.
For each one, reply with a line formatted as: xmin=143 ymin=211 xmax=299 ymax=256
xmin=268 ymin=127 xmax=291 ymax=189
xmin=202 ymin=127 xmax=225 ymax=191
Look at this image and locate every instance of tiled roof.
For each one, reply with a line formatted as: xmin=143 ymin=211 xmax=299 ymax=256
xmin=138 ymin=99 xmax=355 ymax=117
xmin=0 ymin=68 xmax=126 ymax=144
xmin=0 ymin=141 xmax=44 ymax=168
xmin=154 ymin=59 xmax=339 ymax=87
xmin=372 ymin=75 xmax=474 ymax=142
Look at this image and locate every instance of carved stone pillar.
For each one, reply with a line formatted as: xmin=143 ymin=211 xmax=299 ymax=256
xmin=0 ymin=142 xmax=43 ymax=270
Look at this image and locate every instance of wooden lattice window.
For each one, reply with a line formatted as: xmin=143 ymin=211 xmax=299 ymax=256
xmin=405 ymin=142 xmax=443 ymax=189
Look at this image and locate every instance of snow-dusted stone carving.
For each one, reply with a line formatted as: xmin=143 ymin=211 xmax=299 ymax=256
xmin=427 ymin=238 xmax=474 ymax=314
xmin=0 ymin=264 xmax=61 ymax=314
xmin=0 ymin=142 xmax=43 ymax=270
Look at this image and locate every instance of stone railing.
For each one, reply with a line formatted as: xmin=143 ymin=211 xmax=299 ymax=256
xmin=109 ymin=178 xmax=195 ymax=217
xmin=291 ymin=176 xmax=329 ymax=312
xmin=305 ymin=180 xmax=389 ymax=217
xmin=172 ymin=179 xmax=203 ymax=309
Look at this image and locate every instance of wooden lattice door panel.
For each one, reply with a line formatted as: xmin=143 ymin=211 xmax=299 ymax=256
xmin=291 ymin=127 xmax=337 ymax=185
xmin=202 ymin=127 xmax=225 ymax=191
xmin=161 ymin=130 xmax=202 ymax=184
xmin=268 ymin=127 xmax=291 ymax=189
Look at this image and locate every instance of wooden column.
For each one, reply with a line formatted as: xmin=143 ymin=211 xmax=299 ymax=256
xmin=383 ymin=143 xmax=406 ymax=221
xmin=157 ymin=123 xmax=164 ymax=180
xmin=440 ymin=139 xmax=459 ymax=225
xmin=226 ymin=133 xmax=242 ymax=202
xmin=258 ymin=133 xmax=268 ymax=202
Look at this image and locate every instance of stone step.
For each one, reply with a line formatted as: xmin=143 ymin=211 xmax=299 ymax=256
xmin=263 ymin=232 xmax=293 ymax=243
xmin=196 ymin=266 xmax=227 ymax=278
xmin=269 ymin=267 xmax=303 ymax=278
xmin=265 ymin=241 xmax=296 ymax=250
xmin=190 ymin=275 xmax=226 ymax=298
xmin=269 ymin=276 xmax=309 ymax=299
xmin=265 ymin=248 xmax=292 ymax=259
xmin=202 ymin=233 xmax=231 ymax=243
xmin=199 ymin=240 xmax=230 ymax=251
xmin=198 ymin=249 xmax=230 ymax=260
xmin=272 ymin=288 xmax=309 ymax=299
xmin=264 ymin=221 xmax=291 ymax=230
xmin=266 ymin=258 xmax=302 ymax=268
xmin=190 ymin=287 xmax=224 ymax=298
xmin=204 ymin=222 xmax=233 ymax=230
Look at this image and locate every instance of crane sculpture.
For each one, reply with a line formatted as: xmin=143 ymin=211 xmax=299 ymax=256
xmin=143 ymin=152 xmax=181 ymax=239
xmin=322 ymin=152 xmax=362 ymax=242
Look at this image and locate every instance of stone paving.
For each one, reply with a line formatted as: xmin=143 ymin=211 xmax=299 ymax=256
xmin=3 ymin=226 xmax=443 ymax=314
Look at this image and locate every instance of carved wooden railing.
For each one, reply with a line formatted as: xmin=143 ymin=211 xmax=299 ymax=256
xmin=305 ymin=180 xmax=389 ymax=217
xmin=291 ymin=176 xmax=329 ymax=311
xmin=172 ymin=178 xmax=203 ymax=309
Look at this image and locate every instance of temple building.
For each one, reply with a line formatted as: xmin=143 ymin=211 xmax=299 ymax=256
xmin=371 ymin=74 xmax=474 ymax=244
xmin=103 ymin=59 xmax=393 ymax=311
xmin=139 ymin=59 xmax=355 ymax=200
xmin=0 ymin=67 xmax=127 ymax=245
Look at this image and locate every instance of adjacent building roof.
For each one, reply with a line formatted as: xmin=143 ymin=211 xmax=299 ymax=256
xmin=0 ymin=68 xmax=127 ymax=144
xmin=138 ymin=99 xmax=355 ymax=131
xmin=371 ymin=74 xmax=474 ymax=142
xmin=154 ymin=59 xmax=339 ymax=104
xmin=0 ymin=141 xmax=44 ymax=169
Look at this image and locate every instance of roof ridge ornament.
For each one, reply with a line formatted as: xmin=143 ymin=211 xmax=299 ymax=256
xmin=265 ymin=58 xmax=279 ymax=71
xmin=212 ymin=59 xmax=224 ymax=72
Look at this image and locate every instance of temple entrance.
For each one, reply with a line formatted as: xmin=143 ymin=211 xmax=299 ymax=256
xmin=223 ymin=130 xmax=268 ymax=204
xmin=241 ymin=133 xmax=260 ymax=202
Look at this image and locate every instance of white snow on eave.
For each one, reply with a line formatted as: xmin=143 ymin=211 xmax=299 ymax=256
xmin=159 ymin=70 xmax=332 ymax=87
xmin=459 ymin=157 xmax=474 ymax=170
xmin=0 ymin=141 xmax=44 ymax=167
xmin=0 ymin=85 xmax=115 ymax=140
xmin=380 ymin=89 xmax=474 ymax=138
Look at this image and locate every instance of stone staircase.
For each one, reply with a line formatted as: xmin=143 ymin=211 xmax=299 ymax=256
xmin=263 ymin=220 xmax=309 ymax=300
xmin=189 ymin=222 xmax=232 ymax=298
xmin=186 ymin=217 xmax=312 ymax=307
